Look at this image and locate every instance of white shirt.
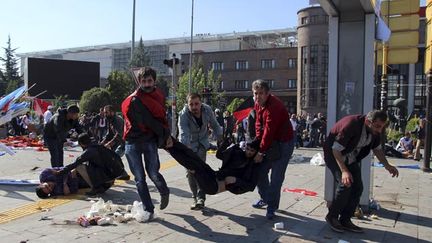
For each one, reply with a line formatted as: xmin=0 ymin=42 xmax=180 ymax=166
xmin=290 ymin=119 xmax=297 ymax=131
xmin=43 ymin=110 xmax=53 ymax=124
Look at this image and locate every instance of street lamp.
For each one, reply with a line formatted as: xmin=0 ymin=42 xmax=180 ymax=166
xmin=131 ymin=0 xmax=136 ymax=60
xmin=188 ymin=0 xmax=194 ymax=93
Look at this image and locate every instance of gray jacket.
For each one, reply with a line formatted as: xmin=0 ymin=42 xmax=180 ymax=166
xmin=178 ymin=103 xmax=222 ymax=152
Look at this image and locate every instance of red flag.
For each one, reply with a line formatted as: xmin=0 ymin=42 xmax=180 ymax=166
xmin=33 ymin=98 xmax=52 ymax=116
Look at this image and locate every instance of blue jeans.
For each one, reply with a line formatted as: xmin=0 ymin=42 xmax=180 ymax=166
xmin=125 ymin=141 xmax=169 ymax=213
xmin=44 ymin=136 xmax=64 ymax=167
xmin=257 ymin=139 xmax=295 ymax=211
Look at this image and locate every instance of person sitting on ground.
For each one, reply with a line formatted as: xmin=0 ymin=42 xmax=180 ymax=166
xmin=35 ymin=167 xmax=89 ymax=199
xmin=57 ymin=133 xmax=128 ymax=196
xmin=166 ymin=138 xmax=264 ymax=195
xmin=396 ymin=131 xmax=414 ymax=158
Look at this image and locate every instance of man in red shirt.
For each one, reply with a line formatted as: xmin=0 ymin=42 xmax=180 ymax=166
xmin=251 ymin=79 xmax=294 ymax=219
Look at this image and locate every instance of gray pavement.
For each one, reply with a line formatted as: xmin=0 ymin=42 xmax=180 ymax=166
xmin=0 ymin=146 xmax=431 ymax=242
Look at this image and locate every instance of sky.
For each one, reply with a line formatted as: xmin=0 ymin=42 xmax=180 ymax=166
xmin=0 ymin=0 xmax=312 ymax=54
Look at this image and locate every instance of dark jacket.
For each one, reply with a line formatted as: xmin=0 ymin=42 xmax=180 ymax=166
xmin=215 ymin=139 xmax=263 ymax=194
xmin=102 ymin=114 xmax=125 ymax=149
xmin=323 ymin=115 xmax=380 ymax=166
xmin=122 ymin=88 xmax=170 ymax=147
xmin=62 ymin=144 xmax=124 ymax=187
xmin=43 ymin=108 xmax=81 ymax=142
xmin=40 ymin=167 xmax=79 ymax=196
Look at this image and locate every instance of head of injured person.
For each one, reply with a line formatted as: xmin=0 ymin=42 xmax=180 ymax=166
xmin=245 ymin=140 xmax=260 ymax=158
xmin=36 ymin=181 xmax=56 ymax=199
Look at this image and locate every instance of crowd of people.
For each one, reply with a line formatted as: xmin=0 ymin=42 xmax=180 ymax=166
xmin=18 ymin=66 xmax=405 ymax=233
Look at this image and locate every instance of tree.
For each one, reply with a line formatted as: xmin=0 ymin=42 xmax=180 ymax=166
xmin=226 ymin=98 xmax=245 ymax=114
xmin=52 ymin=94 xmax=69 ymax=109
xmin=129 ymin=37 xmax=151 ymax=68
xmin=0 ymin=36 xmax=21 ymax=95
xmin=106 ymin=70 xmax=135 ymax=111
xmin=5 ymin=79 xmax=21 ymax=94
xmin=79 ymin=87 xmax=112 ymax=114
xmin=175 ymin=59 xmax=223 ymax=112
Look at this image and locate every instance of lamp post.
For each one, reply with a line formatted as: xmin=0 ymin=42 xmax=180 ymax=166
xmin=188 ymin=0 xmax=194 ymax=93
xmin=131 ymin=0 xmax=136 ymax=60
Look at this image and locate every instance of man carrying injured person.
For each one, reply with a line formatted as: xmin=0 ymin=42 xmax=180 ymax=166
xmin=166 ymin=138 xmax=264 ymax=195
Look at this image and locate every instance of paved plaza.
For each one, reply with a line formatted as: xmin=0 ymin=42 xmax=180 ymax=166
xmin=0 ymin=146 xmax=431 ymax=242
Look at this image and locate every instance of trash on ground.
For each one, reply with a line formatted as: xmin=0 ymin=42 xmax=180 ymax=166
xmin=282 ymin=188 xmax=318 ymax=196
xmin=0 ymin=179 xmax=39 ymax=186
xmin=369 ymin=198 xmax=381 ymax=210
xmin=338 ymin=240 xmax=350 ymax=243
xmin=290 ymin=154 xmax=304 ymax=163
xmin=39 ymin=216 xmax=53 ymax=221
xmin=310 ymin=153 xmax=325 ymax=166
xmin=274 ymin=222 xmax=284 ymax=229
xmin=370 ymin=214 xmax=379 ymax=219
xmin=76 ymin=198 xmax=153 ymax=227
xmin=354 ymin=207 xmax=364 ymax=219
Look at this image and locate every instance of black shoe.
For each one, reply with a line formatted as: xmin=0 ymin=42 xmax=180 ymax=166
xmin=191 ymin=199 xmax=205 ymax=210
xmin=85 ymin=187 xmax=106 ymax=196
xmin=325 ymin=215 xmax=344 ymax=233
xmin=340 ymin=219 xmax=364 ymax=233
xmin=160 ymin=194 xmax=169 ymax=210
xmin=116 ymin=172 xmax=130 ymax=180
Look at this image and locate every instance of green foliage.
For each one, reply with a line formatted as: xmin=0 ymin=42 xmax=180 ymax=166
xmin=0 ymin=36 xmax=22 ymax=95
xmin=5 ymin=79 xmax=21 ymax=94
xmin=106 ymin=70 xmax=135 ymax=111
xmin=387 ymin=129 xmax=403 ymax=143
xmin=79 ymin=88 xmax=111 ymax=114
xmin=226 ymin=98 xmax=244 ymax=114
xmin=406 ymin=117 xmax=419 ymax=133
xmin=176 ymin=60 xmax=223 ymax=112
xmin=129 ymin=37 xmax=151 ymax=68
xmin=52 ymin=94 xmax=69 ymax=109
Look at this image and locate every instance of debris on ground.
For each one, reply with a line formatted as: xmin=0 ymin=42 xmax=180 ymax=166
xmin=290 ymin=154 xmax=305 ymax=163
xmin=282 ymin=188 xmax=318 ymax=196
xmin=74 ymin=198 xmax=154 ymax=227
xmin=369 ymin=198 xmax=381 ymax=210
xmin=310 ymin=153 xmax=325 ymax=166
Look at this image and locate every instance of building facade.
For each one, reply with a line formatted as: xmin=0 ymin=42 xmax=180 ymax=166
xmin=297 ymin=6 xmax=329 ymax=116
xmin=181 ymin=47 xmax=298 ymax=113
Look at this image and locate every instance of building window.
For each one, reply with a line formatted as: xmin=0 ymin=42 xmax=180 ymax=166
xmin=264 ymin=79 xmax=275 ymax=88
xmin=261 ymin=59 xmax=275 ymax=69
xmin=235 ymin=60 xmax=248 ymax=70
xmin=288 ymin=79 xmax=297 ymax=88
xmin=309 ymin=15 xmax=319 ymax=24
xmin=288 ymin=58 xmax=297 ymax=69
xmin=301 ymin=17 xmax=309 ymax=25
xmin=211 ymin=62 xmax=224 ymax=71
xmin=235 ymin=80 xmax=249 ymax=89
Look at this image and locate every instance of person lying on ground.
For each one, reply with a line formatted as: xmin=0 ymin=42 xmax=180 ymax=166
xmin=35 ymin=167 xmax=89 ymax=199
xmin=396 ymin=131 xmax=414 ymax=158
xmin=56 ymin=133 xmax=129 ymax=196
xmin=166 ymin=138 xmax=265 ymax=195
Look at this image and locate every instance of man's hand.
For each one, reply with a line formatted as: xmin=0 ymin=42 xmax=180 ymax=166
xmin=254 ymin=152 xmax=264 ymax=163
xmin=165 ymin=136 xmax=173 ymax=148
xmin=341 ymin=170 xmax=353 ymax=187
xmin=104 ymin=142 xmax=112 ymax=149
xmin=224 ymin=176 xmax=236 ymax=184
xmin=385 ymin=164 xmax=399 ymax=178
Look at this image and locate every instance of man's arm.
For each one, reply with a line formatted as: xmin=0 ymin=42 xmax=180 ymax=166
xmin=178 ymin=112 xmax=191 ymax=148
xmin=207 ymin=107 xmax=223 ymax=139
xmin=332 ymin=149 xmax=353 ymax=187
xmin=373 ymin=148 xmax=399 ymax=177
xmin=60 ymin=149 xmax=97 ymax=174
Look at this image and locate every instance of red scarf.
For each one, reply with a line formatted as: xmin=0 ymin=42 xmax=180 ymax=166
xmin=122 ymin=88 xmax=168 ymax=140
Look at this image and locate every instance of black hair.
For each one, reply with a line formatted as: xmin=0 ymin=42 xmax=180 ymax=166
xmin=67 ymin=105 xmax=80 ymax=114
xmin=247 ymin=140 xmax=260 ymax=151
xmin=78 ymin=133 xmax=92 ymax=146
xmin=35 ymin=186 xmax=49 ymax=199
xmin=187 ymin=93 xmax=202 ymax=101
xmin=366 ymin=110 xmax=388 ymax=122
xmin=138 ymin=67 xmax=157 ymax=81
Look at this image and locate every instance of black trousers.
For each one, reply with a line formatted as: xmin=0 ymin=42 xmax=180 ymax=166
xmin=167 ymin=141 xmax=219 ymax=195
xmin=327 ymin=161 xmax=363 ymax=222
